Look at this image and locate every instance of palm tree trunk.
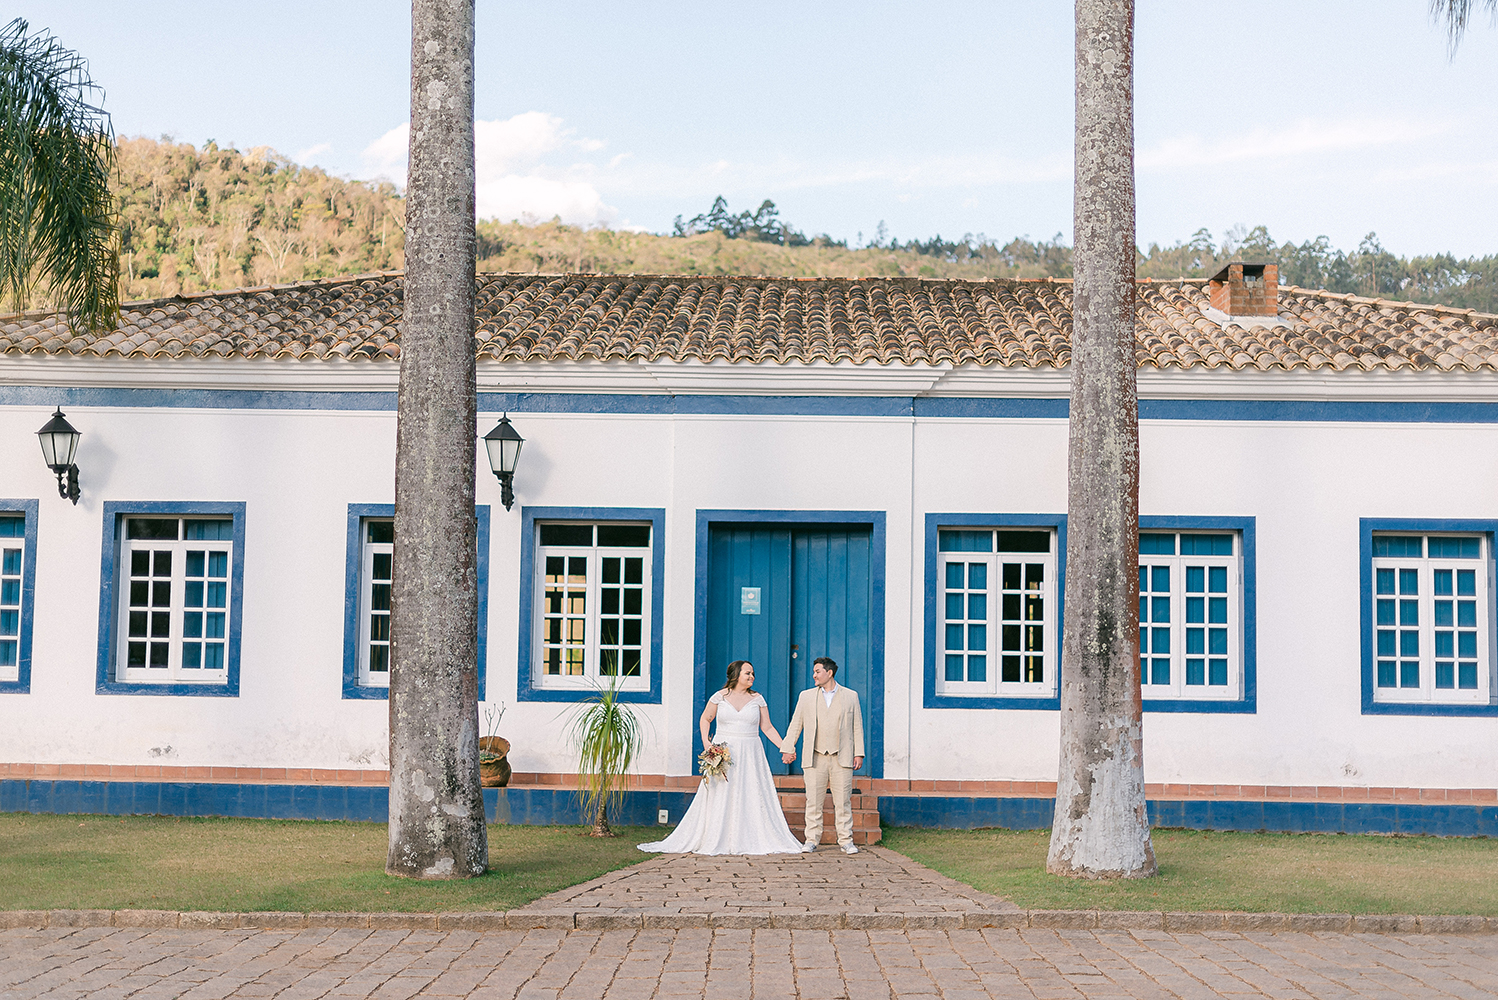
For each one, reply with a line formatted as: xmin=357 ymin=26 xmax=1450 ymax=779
xmin=1046 ymin=0 xmax=1157 ymax=879
xmin=386 ymin=0 xmax=487 ymax=879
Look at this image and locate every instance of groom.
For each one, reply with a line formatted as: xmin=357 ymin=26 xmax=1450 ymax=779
xmin=781 ymin=656 xmax=864 ymax=854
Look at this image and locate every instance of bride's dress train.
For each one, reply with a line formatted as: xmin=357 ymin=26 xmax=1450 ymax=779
xmin=639 ymin=692 xmax=804 ymax=855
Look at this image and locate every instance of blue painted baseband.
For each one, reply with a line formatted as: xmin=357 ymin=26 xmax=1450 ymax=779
xmin=878 ymin=795 xmax=1498 ymax=837
xmin=0 ymin=779 xmax=696 ymax=828
xmin=8 ymin=779 xmax=1497 ymax=837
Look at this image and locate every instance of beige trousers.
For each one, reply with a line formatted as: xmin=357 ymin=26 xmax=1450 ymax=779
xmin=803 ymin=751 xmax=854 ymax=847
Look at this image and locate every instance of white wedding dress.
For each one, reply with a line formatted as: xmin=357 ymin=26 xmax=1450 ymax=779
xmin=639 ymin=691 xmax=804 ymax=855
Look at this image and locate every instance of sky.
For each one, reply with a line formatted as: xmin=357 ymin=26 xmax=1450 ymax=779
xmin=19 ymin=1 xmax=1498 ymax=257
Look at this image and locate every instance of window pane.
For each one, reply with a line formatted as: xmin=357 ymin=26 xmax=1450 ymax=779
xmin=0 ymin=640 xmax=13 ymax=666
xmin=545 ymin=556 xmax=565 ymax=581
xmin=1459 ymin=631 xmax=1477 ymax=658
xmin=206 ymin=613 xmax=225 ymax=639
xmin=967 ymin=655 xmax=986 ymax=682
xmin=1435 ymin=631 xmax=1454 ymax=658
xmin=967 ymin=624 xmax=987 ymax=652
xmin=597 ymin=524 xmax=651 ymax=547
xmin=540 ymin=524 xmax=593 ymax=546
xmin=1429 ymin=536 xmax=1479 ymax=559
xmin=0 ymin=610 xmax=15 ymax=636
xmin=1185 ymin=566 xmax=1204 ymax=593
xmin=0 ymin=580 xmax=17 ymax=606
xmin=995 ymin=530 xmax=1048 ymax=553
xmin=127 ymin=519 xmax=178 ymax=540
xmin=1139 ymin=533 xmax=1175 ymax=555
xmin=1151 ymin=659 xmax=1170 ymax=685
xmin=623 ymin=589 xmax=642 ymax=615
xmin=3 ymin=549 xmax=21 ymax=575
xmin=1186 ymin=628 xmax=1204 ymax=655
xmin=1209 ymin=597 xmax=1227 ymax=624
xmin=568 ymin=557 xmax=587 ymax=582
xmin=185 ymin=551 xmax=204 ymax=577
xmin=369 ymin=646 xmax=389 ymax=673
xmin=625 ymin=558 xmax=644 ymax=585
xmin=153 ymin=551 xmax=172 ymax=577
xmin=372 ymin=553 xmax=391 ymax=581
xmin=205 ymin=644 xmax=224 ymax=669
xmin=604 ymin=589 xmax=622 ymax=615
xmin=183 ymin=519 xmax=232 ymax=541
xmin=1003 ymin=593 xmax=1021 ymax=620
xmin=129 ymin=611 xmax=147 ymax=637
xmin=152 ymin=581 xmax=171 ymax=607
xmin=1399 ymin=569 xmax=1418 ymax=595
xmin=0 ymin=516 xmax=22 ymax=537
xmin=1025 ymin=624 xmax=1044 ymax=652
xmin=149 ymin=643 xmax=169 ymax=667
xmin=1209 ymin=628 xmax=1227 ymax=655
xmin=1377 ymin=660 xmax=1396 ymax=686
xmin=182 ymin=643 xmax=201 ymax=668
xmin=370 ymin=615 xmax=390 ymax=642
xmin=1458 ymin=601 xmax=1477 ymax=628
xmin=1434 ymin=570 xmax=1453 ymax=596
xmin=1181 ymin=534 xmax=1232 ymax=556
xmin=1151 ymin=627 xmax=1169 ymax=654
xmin=1151 ymin=566 xmax=1169 ymax=593
xmin=967 ymin=593 xmax=987 ymax=621
xmin=969 ymin=563 xmax=987 ymax=590
xmin=1025 ymin=656 xmax=1044 ymax=683
xmin=945 ymin=654 xmax=964 ymax=681
xmin=602 ymin=558 xmax=621 ymax=584
xmin=208 ymin=552 xmax=228 ymax=577
xmin=1457 ymin=570 xmax=1476 ymax=596
xmin=1376 ymin=568 xmax=1395 ymax=595
xmin=1400 ymin=631 xmax=1419 ymax=657
xmin=1459 ymin=662 xmax=1478 ymax=689
xmin=1002 ymin=656 xmax=1020 ymax=682
xmin=1002 ymin=624 xmax=1020 ymax=651
xmin=1208 ymin=567 xmax=1227 ymax=593
xmin=184 ymin=582 xmax=203 ymax=608
xmin=1186 ymin=596 xmax=1204 ymax=623
xmin=371 ymin=583 xmax=390 ymax=612
xmin=1025 ymin=594 xmax=1043 ymax=621
xmin=1002 ymin=563 xmax=1020 ymax=590
xmin=1377 ymin=630 xmax=1395 ymax=656
xmin=1373 ymin=535 xmax=1422 ymax=558
xmin=1186 ymin=658 xmax=1204 ymax=685
xmin=1209 ymin=659 xmax=1228 ymax=685
xmin=1151 ymin=596 xmax=1170 ymax=623
xmin=945 ymin=623 xmax=964 ymax=651
xmin=207 ymin=582 xmax=227 ymax=608
xmin=1399 ymin=599 xmax=1418 ymax=626
xmin=1433 ymin=601 xmax=1452 ymax=627
xmin=1026 ymin=564 xmax=1044 ymax=589
xmin=183 ymin=612 xmax=202 ymax=638
xmin=938 ymin=530 xmax=992 ymax=552
xmin=367 ymin=520 xmax=394 ymax=544
xmin=1400 ymin=661 xmax=1419 ymax=688
xmin=945 ymin=563 xmax=963 ymax=589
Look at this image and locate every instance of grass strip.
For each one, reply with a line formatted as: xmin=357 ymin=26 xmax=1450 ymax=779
xmin=0 ymin=814 xmax=655 ymax=913
xmin=881 ymin=826 xmax=1498 ymax=915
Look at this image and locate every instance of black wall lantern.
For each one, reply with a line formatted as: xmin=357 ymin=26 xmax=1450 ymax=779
xmin=483 ymin=415 xmax=524 ymax=511
xmin=36 ymin=407 xmax=82 ymax=505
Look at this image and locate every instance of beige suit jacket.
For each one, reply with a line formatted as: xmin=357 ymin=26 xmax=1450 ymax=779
xmin=783 ymin=685 xmax=865 ymax=769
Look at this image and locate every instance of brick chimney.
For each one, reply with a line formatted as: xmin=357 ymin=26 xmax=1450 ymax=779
xmin=1208 ymin=262 xmax=1278 ymax=318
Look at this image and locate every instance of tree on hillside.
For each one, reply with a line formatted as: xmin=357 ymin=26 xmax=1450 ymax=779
xmin=0 ymin=18 xmax=117 ymax=330
xmin=1046 ymin=0 xmax=1158 ymax=879
xmin=386 ymin=0 xmax=488 ymax=880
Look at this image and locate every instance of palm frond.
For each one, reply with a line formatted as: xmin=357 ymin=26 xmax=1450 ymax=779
xmin=1431 ymin=0 xmax=1498 ymax=55
xmin=0 ymin=18 xmax=118 ymax=330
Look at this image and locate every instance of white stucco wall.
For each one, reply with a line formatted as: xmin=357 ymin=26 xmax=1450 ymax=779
xmin=2 ymin=379 xmax=1496 ymax=791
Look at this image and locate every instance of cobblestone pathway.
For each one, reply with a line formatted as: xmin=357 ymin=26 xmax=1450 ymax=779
xmin=5 ymin=924 xmax=1498 ymax=999
xmin=508 ymin=846 xmax=1019 ymax=925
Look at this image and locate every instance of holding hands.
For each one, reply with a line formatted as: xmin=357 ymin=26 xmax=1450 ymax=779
xmin=781 ymin=746 xmax=796 ymax=764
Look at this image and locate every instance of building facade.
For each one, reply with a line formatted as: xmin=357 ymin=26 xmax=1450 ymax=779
xmin=2 ymin=270 xmax=1496 ymax=802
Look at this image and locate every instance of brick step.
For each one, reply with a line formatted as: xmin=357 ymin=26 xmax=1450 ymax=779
xmin=777 ymin=788 xmax=881 ymax=846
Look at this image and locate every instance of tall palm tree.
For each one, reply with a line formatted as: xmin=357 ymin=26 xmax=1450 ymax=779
xmin=1432 ymin=0 xmax=1497 ymax=52
xmin=1046 ymin=0 xmax=1157 ymax=879
xmin=386 ymin=0 xmax=488 ymax=879
xmin=0 ymin=18 xmax=118 ymax=331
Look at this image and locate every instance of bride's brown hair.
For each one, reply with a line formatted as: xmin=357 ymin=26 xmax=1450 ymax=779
xmin=724 ymin=660 xmax=756 ymax=694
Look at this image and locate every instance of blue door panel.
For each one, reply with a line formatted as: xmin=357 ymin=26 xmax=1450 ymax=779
xmin=705 ymin=527 xmax=793 ymax=773
xmin=791 ymin=528 xmax=873 ymax=776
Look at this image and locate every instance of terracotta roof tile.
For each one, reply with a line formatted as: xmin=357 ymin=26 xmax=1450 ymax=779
xmin=3 ymin=270 xmax=1497 ymax=372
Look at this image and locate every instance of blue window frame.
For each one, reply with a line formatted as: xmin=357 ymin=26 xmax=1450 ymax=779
xmin=341 ymin=504 xmax=490 ymax=701
xmin=1361 ymin=519 xmax=1498 ymax=716
xmin=96 ymin=502 xmax=246 ymax=697
xmin=1138 ymin=516 xmax=1257 ymax=714
xmin=0 ymin=500 xmax=38 ymax=695
xmin=924 ymin=514 xmax=1065 ymax=710
xmin=518 ymin=507 xmax=665 ymax=703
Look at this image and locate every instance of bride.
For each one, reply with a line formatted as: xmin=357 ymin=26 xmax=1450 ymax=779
xmin=639 ymin=660 xmax=804 ymax=855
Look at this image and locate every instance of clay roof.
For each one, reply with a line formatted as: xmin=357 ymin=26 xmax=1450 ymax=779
xmin=3 ymin=270 xmax=1497 ymax=372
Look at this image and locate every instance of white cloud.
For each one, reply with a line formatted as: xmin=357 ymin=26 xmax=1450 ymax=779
xmin=294 ymin=142 xmax=333 ymax=164
xmin=360 ymin=112 xmax=618 ymax=225
xmin=1137 ymin=118 xmax=1452 ymax=172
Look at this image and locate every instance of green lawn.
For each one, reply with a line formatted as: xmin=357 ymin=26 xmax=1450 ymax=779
xmin=881 ymin=826 xmax=1498 ymax=915
xmin=0 ymin=814 xmax=656 ymax=913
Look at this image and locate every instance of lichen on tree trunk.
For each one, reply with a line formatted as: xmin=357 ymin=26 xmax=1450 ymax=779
xmin=386 ymin=0 xmax=487 ymax=880
xmin=1046 ymin=0 xmax=1157 ymax=880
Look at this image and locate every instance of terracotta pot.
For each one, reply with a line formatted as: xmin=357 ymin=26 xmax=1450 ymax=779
xmin=479 ymin=736 xmax=511 ymax=787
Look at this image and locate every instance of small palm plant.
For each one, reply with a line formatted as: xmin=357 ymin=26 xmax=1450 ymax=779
xmin=568 ymin=678 xmax=643 ymax=837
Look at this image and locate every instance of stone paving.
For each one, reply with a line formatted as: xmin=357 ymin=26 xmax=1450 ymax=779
xmin=5 ymin=848 xmax=1498 ymax=998
xmin=506 ymin=846 xmax=1020 ymax=927
xmin=6 ymin=924 xmax=1498 ymax=999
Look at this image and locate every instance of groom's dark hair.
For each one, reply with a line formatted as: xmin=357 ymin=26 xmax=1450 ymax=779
xmin=812 ymin=656 xmax=838 ymax=677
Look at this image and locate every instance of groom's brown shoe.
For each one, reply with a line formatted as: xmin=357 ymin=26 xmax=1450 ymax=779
xmin=801 ymin=840 xmax=817 ymax=853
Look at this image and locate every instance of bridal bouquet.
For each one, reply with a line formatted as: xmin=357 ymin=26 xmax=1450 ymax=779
xmin=698 ymin=741 xmax=732 ymax=781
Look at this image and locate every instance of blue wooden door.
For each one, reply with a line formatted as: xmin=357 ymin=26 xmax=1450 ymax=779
xmin=705 ymin=524 xmax=873 ymax=776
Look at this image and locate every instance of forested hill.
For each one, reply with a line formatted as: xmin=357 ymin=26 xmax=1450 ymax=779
xmin=90 ymin=137 xmax=1498 ymax=314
